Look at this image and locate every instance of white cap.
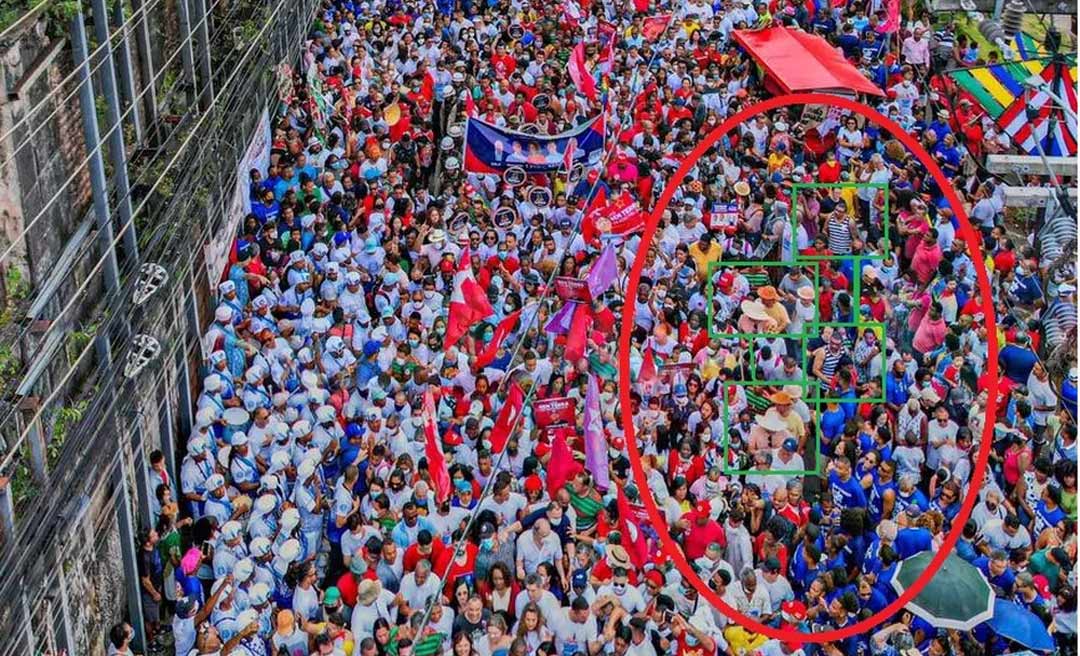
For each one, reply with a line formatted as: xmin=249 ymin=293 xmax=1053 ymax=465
xmin=231 ymin=431 xmax=249 ymax=447
xmin=187 ymin=437 xmax=207 ymax=456
xmin=211 ymin=577 xmax=232 ymax=598
xmin=280 ymin=508 xmax=301 ymax=531
xmin=215 ymin=305 xmax=233 ymax=323
xmin=279 ymin=537 xmax=301 ymax=563
xmin=297 ymin=458 xmax=317 ymax=480
xmin=290 ymin=420 xmax=312 ymax=439
xmin=247 ymin=583 xmax=271 ymax=607
xmin=301 ymin=370 xmax=320 ymax=390
xmin=235 ymin=608 xmax=260 ymax=629
xmin=204 ymin=374 xmax=222 ymax=392
xmin=316 ymin=405 xmax=336 ymax=423
xmin=206 ymin=473 xmax=225 ymax=490
xmin=233 ymin=558 xmax=255 ymax=583
xmin=196 ymin=408 xmax=216 ymax=429
xmin=253 ymin=493 xmax=276 ymax=515
xmin=250 ymin=537 xmax=272 ymax=558
xmin=221 ymin=520 xmax=242 ymax=541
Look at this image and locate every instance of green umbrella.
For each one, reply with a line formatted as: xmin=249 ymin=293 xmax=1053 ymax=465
xmin=890 ymin=552 xmax=995 ymax=630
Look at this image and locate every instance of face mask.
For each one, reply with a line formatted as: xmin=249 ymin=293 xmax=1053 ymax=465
xmin=409 ymin=338 xmax=420 ymax=348
xmin=612 ymin=583 xmax=627 ymax=595
xmin=498 ymin=250 xmax=508 ymax=259
xmin=481 ymin=537 xmax=494 ymax=550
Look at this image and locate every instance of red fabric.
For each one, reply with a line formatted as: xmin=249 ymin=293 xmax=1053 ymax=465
xmin=475 ymin=310 xmax=521 ymax=370
xmin=616 ymin=488 xmax=649 ymax=569
xmin=732 ymin=27 xmax=884 ymax=96
xmin=565 ymin=303 xmax=594 ymax=362
xmin=489 ymin=382 xmax=525 ymax=453
xmin=682 ymin=514 xmax=727 ymax=558
xmin=546 ymin=428 xmax=582 ymax=496
xmin=423 ymin=390 xmax=451 ymax=503
xmin=403 ymin=541 xmax=446 ymax=572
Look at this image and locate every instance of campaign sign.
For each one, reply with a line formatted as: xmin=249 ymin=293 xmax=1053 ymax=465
xmin=589 ymin=194 xmax=646 ymax=237
xmin=553 ymin=277 xmax=593 ymax=303
xmin=709 ymin=202 xmax=740 ymax=230
xmin=534 ymin=397 xmax=577 ymax=428
xmin=658 ymin=362 xmax=696 ymax=383
xmin=463 ymin=115 xmax=605 ymax=174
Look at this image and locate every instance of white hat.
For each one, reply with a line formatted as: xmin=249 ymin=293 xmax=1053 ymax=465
xmin=247 ymin=583 xmax=271 ymax=607
xmin=326 ymin=336 xmax=345 ymax=353
xmin=290 ymin=420 xmax=312 ymax=439
xmin=214 ymin=305 xmax=233 ymax=323
xmin=757 ymin=409 xmax=788 ymax=432
xmin=316 ymin=405 xmax=336 ymax=423
xmin=272 ymin=391 xmax=290 ymax=407
xmin=280 ymin=508 xmax=301 ymax=531
xmin=221 ymin=520 xmax=243 ymax=541
xmin=219 ymin=280 xmax=236 ymax=295
xmin=206 ymin=473 xmax=226 ymax=490
xmin=235 ymin=608 xmax=260 ymax=630
xmin=297 ymin=458 xmax=318 ymax=480
xmin=187 ymin=436 xmax=207 ymax=456
xmin=301 ymin=370 xmax=320 ymax=390
xmin=196 ymin=407 xmax=217 ymax=428
xmin=233 ymin=558 xmax=255 ymax=583
xmin=217 ymin=446 xmax=231 ymax=470
xmin=300 ymin=298 xmax=316 ymax=316
xmin=231 ymin=431 xmax=249 ymax=447
xmin=249 ymin=536 xmax=272 ymax=558
xmin=259 ymin=474 xmax=279 ymax=491
xmin=245 ymin=367 xmax=263 ymax=385
xmin=204 ymin=374 xmax=222 ymax=392
xmin=270 ymin=422 xmax=289 ymax=440
xmin=253 ymin=493 xmax=276 ymax=515
xmin=279 ymin=537 xmax=301 ymax=563
xmin=209 ymin=350 xmax=227 ymax=365
xmin=210 ymin=577 xmax=232 ymax=598
xmin=298 ymin=348 xmax=314 ymax=364
xmin=270 ymin=451 xmax=291 ymax=473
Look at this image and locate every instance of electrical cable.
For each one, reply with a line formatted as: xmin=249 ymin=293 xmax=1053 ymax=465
xmin=0 ymin=0 xmax=171 ymax=155
xmin=0 ymin=0 xmax=296 ymax=463
xmin=0 ymin=0 xmax=237 ymax=269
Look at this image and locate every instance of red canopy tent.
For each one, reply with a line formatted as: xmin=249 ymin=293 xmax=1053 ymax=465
xmin=732 ymin=27 xmax=884 ymax=97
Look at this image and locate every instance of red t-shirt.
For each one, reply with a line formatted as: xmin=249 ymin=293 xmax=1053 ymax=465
xmin=682 ymin=514 xmax=727 ymax=559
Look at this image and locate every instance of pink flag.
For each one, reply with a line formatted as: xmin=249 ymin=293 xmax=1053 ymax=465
xmin=880 ymin=0 xmax=901 ymax=33
xmin=562 ymin=0 xmax=582 ymax=22
xmin=567 ymin=42 xmax=599 ymax=103
xmin=583 ymin=375 xmax=609 ymax=491
xmin=586 ymin=244 xmax=618 ymax=298
xmin=563 ymin=136 xmax=578 ymax=173
xmin=423 ymin=390 xmax=451 ymax=503
xmin=445 ymin=246 xmax=495 ymax=349
xmin=545 ymin=301 xmax=578 ymax=335
xmin=565 ymin=304 xmax=593 ymax=362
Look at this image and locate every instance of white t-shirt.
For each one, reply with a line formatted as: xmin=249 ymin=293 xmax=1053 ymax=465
xmin=549 ymin=608 xmax=600 ymax=655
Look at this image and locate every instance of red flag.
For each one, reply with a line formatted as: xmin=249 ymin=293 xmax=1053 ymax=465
xmin=581 ymin=186 xmax=607 ymax=245
xmin=446 ymin=246 xmax=495 ymax=349
xmin=633 ymin=0 xmax=650 ymax=12
xmin=880 ymin=0 xmax=901 ymax=33
xmin=421 ymin=68 xmax=435 ymax=103
xmin=465 ymin=91 xmax=477 ymax=118
xmin=476 ymin=310 xmax=520 ymax=370
xmin=639 ymin=345 xmax=658 ymax=385
xmin=490 ymin=382 xmax=525 ymax=453
xmin=617 ymin=488 xmax=649 ymax=569
xmin=641 ymin=14 xmax=671 ymax=40
xmin=565 ymin=304 xmax=593 ymax=362
xmin=423 ymin=390 xmax=451 ymax=503
xmin=546 ymin=427 xmax=581 ymax=496
xmin=567 ymin=42 xmax=598 ymax=102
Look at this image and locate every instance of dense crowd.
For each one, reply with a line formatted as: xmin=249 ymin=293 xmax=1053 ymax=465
xmin=110 ymin=0 xmax=1079 ymax=655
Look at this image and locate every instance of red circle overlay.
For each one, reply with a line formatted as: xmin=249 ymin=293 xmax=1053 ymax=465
xmin=616 ymin=93 xmax=999 ymax=644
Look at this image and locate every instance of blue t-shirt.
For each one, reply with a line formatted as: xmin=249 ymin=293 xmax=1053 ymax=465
xmin=895 ymin=527 xmax=933 ymax=558
xmin=999 ymin=344 xmax=1038 ymax=383
xmin=829 ymin=472 xmax=867 ymax=510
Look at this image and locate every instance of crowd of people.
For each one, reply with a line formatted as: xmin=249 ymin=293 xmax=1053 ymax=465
xmin=112 ymin=0 xmax=1079 ymax=655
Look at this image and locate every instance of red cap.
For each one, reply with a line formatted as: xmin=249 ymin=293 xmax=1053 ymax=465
xmin=439 ymin=259 xmax=455 ymax=273
xmin=535 ymin=442 xmax=551 ymax=458
xmin=781 ymin=600 xmax=807 ymax=621
xmin=524 ymin=475 xmax=543 ymax=493
xmin=695 ymin=500 xmax=712 ymax=518
xmin=644 ymin=570 xmax=665 ymax=587
xmin=718 ymin=271 xmax=735 ymax=291
xmin=443 ymin=429 xmax=463 ymax=447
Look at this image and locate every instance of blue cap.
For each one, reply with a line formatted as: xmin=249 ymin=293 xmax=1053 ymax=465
xmin=455 ymin=479 xmax=472 ymax=493
xmin=363 ymin=340 xmax=381 ymax=357
xmin=346 ymin=423 xmax=364 ymax=439
xmin=572 ymin=571 xmax=588 ymax=588
xmin=674 ymin=384 xmax=688 ymax=396
xmin=782 ymin=438 xmax=798 ymax=452
xmin=333 ymin=231 xmax=349 ymax=246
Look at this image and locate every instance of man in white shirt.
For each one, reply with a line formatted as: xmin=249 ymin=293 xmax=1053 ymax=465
xmin=398 ymin=560 xmax=442 ymax=615
xmin=516 ymin=519 xmax=563 ymax=578
xmin=549 ymin=597 xmax=602 ymax=655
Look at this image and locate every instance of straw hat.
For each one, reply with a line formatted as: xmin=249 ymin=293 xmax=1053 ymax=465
xmin=733 ymin=180 xmax=751 ymax=197
xmin=757 ymin=409 xmax=788 ymax=432
xmin=782 ymin=385 xmax=804 ymax=400
xmin=358 ymin=579 xmax=383 ymax=606
xmin=797 ymin=286 xmax=815 ymax=301
xmin=757 ymin=286 xmax=779 ymax=301
xmin=607 ymin=544 xmax=631 ymax=569
xmin=769 ymin=390 xmax=793 ymax=405
xmin=740 ymin=300 xmax=771 ymax=322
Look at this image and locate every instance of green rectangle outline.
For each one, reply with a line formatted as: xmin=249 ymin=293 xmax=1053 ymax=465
xmin=705 ymin=260 xmax=821 ymax=342
xmin=803 ymin=321 xmax=889 ymax=404
xmin=720 ymin=379 xmax=820 ymax=477
xmin=789 ymin=182 xmax=891 ymax=261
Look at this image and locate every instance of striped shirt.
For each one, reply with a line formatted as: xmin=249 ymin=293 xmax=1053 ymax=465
xmin=1043 ymin=298 xmax=1077 ymax=348
xmin=826 ymin=216 xmax=853 ymax=255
